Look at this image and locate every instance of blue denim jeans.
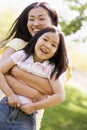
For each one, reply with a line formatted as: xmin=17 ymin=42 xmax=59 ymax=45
xmin=0 ymin=97 xmax=36 ymax=130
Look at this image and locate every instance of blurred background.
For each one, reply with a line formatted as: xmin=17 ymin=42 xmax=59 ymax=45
xmin=0 ymin=0 xmax=87 ymax=130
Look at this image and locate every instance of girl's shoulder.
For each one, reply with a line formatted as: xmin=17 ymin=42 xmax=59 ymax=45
xmin=11 ymin=50 xmax=26 ymax=63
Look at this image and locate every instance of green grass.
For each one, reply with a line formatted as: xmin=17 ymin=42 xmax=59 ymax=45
xmin=40 ymin=85 xmax=87 ymax=130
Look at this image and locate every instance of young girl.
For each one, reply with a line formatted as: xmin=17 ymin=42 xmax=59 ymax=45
xmin=0 ymin=26 xmax=68 ymax=115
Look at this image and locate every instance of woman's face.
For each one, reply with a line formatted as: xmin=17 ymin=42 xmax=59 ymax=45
xmin=33 ymin=32 xmax=59 ymax=62
xmin=27 ymin=7 xmax=53 ymax=36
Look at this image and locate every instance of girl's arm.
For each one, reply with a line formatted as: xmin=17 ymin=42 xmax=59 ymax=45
xmin=21 ymin=74 xmax=65 ymax=114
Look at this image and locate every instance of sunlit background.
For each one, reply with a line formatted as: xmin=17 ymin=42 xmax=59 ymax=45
xmin=0 ymin=1 xmax=87 ymax=130
xmin=0 ymin=0 xmax=87 ymax=49
xmin=0 ymin=0 xmax=87 ymax=95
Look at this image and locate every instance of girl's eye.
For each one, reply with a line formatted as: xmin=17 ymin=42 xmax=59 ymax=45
xmin=43 ymin=38 xmax=48 ymax=41
xmin=39 ymin=18 xmax=45 ymax=21
xmin=52 ymin=44 xmax=57 ymax=48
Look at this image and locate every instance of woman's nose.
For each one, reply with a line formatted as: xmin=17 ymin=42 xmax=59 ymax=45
xmin=33 ymin=19 xmax=40 ymax=26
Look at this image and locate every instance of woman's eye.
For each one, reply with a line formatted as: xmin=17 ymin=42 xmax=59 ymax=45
xmin=28 ymin=17 xmax=34 ymax=21
xmin=39 ymin=17 xmax=45 ymax=21
xmin=29 ymin=19 xmax=34 ymax=21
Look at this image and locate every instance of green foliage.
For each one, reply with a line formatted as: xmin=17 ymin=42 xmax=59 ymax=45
xmin=0 ymin=1 xmax=87 ymax=42
xmin=60 ymin=0 xmax=87 ymax=36
xmin=40 ymin=85 xmax=87 ymax=130
xmin=61 ymin=16 xmax=82 ymax=35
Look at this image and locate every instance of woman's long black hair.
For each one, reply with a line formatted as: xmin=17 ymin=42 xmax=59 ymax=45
xmin=23 ymin=26 xmax=68 ymax=80
xmin=1 ymin=2 xmax=58 ymax=47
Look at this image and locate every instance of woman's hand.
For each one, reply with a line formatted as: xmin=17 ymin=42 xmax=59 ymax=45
xmin=21 ymin=103 xmax=35 ymax=115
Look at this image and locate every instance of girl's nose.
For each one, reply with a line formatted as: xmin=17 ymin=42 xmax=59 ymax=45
xmin=45 ymin=43 xmax=51 ymax=49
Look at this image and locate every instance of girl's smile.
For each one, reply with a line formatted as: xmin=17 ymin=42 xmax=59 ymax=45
xmin=33 ymin=32 xmax=59 ymax=62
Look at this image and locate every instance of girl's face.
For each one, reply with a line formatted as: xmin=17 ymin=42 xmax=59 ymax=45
xmin=33 ymin=32 xmax=59 ymax=62
xmin=27 ymin=7 xmax=53 ymax=36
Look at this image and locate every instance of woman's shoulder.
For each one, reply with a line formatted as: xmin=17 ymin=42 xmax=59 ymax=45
xmin=6 ymin=38 xmax=27 ymax=51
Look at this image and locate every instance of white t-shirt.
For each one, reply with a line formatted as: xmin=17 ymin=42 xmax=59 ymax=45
xmin=11 ymin=50 xmax=54 ymax=79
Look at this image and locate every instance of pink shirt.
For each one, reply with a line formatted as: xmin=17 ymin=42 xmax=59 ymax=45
xmin=11 ymin=50 xmax=54 ymax=105
xmin=11 ymin=50 xmax=54 ymax=79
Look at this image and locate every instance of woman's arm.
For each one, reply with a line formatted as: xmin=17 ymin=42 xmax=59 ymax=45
xmin=0 ymin=47 xmax=16 ymax=62
xmin=11 ymin=66 xmax=53 ymax=95
xmin=33 ymin=75 xmax=65 ymax=108
xmin=0 ymin=56 xmax=21 ymax=107
xmin=21 ymin=75 xmax=65 ymax=114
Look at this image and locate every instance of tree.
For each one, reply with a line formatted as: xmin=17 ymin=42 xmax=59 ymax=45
xmin=60 ymin=0 xmax=87 ymax=42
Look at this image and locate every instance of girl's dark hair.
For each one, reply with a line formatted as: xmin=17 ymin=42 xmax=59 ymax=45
xmin=1 ymin=2 xmax=58 ymax=44
xmin=23 ymin=26 xmax=68 ymax=80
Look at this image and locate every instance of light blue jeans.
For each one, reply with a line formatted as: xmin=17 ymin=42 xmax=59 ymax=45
xmin=0 ymin=97 xmax=36 ymax=130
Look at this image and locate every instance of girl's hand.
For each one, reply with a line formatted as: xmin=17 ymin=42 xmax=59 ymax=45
xmin=8 ymin=93 xmax=21 ymax=108
xmin=21 ymin=103 xmax=35 ymax=115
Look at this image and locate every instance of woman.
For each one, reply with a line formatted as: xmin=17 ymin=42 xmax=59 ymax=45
xmin=0 ymin=1 xmax=59 ymax=99
xmin=0 ymin=26 xmax=68 ymax=114
xmin=0 ymin=2 xmax=71 ymax=130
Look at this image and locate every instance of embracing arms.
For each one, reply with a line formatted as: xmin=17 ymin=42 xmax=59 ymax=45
xmin=0 ymin=47 xmax=53 ymax=97
xmin=21 ymin=74 xmax=65 ymax=114
xmin=10 ymin=66 xmax=53 ymax=95
xmin=0 ymin=47 xmax=66 ymax=114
